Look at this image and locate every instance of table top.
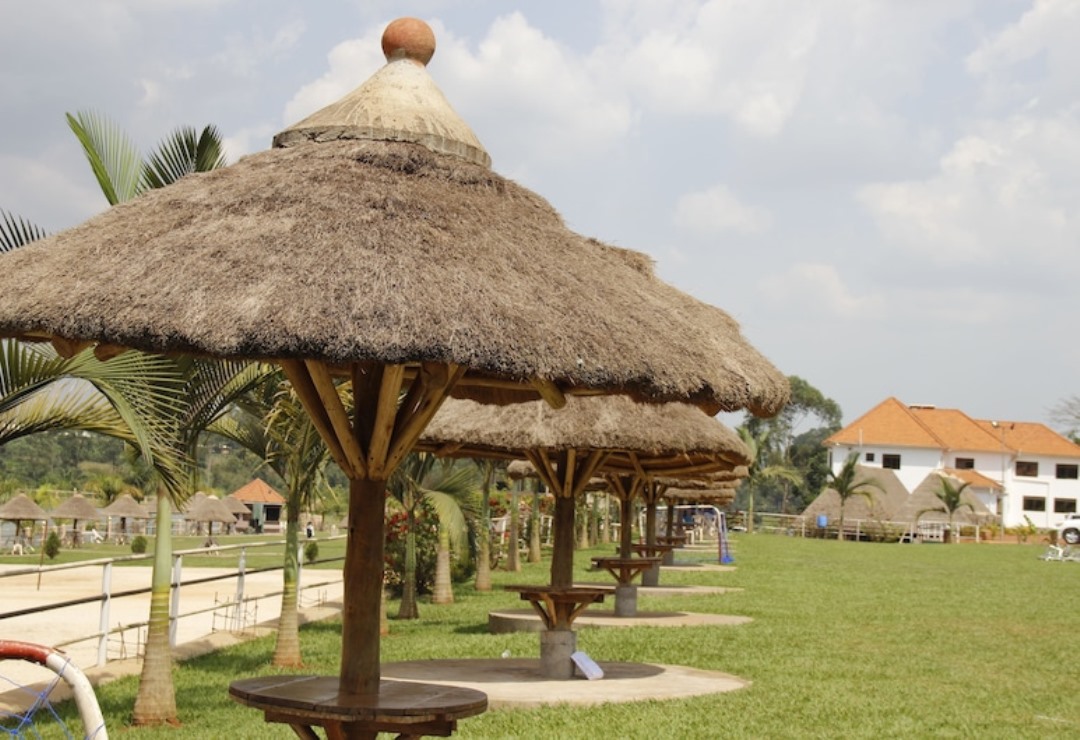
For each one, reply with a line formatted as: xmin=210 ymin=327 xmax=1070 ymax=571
xmin=229 ymin=675 xmax=488 ymax=723
xmin=631 ymin=542 xmax=676 ymax=554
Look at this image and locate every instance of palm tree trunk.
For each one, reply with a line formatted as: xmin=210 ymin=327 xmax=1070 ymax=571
xmin=507 ymin=484 xmax=521 ymax=572
xmin=132 ymin=493 xmax=177 ymax=725
xmin=474 ymin=461 xmax=493 ymax=591
xmin=528 ymin=482 xmax=542 ymax=563
xmin=432 ymin=522 xmax=453 ymax=604
xmin=273 ymin=505 xmax=302 ymax=666
xmin=398 ymin=490 xmax=419 ymax=619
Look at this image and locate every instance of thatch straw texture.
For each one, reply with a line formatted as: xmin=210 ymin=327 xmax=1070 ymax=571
xmin=185 ymin=495 xmax=237 ymax=524
xmin=893 ymin=472 xmax=993 ymax=525
xmin=801 ymin=466 xmax=909 ymax=523
xmin=0 ymin=494 xmax=48 ymax=521
xmin=419 ymin=396 xmax=750 ymax=474
xmin=100 ymin=494 xmax=149 ymax=519
xmin=223 ymin=494 xmax=251 ymax=515
xmin=50 ymin=494 xmax=101 ymax=521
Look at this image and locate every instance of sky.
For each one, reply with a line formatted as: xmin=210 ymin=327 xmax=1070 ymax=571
xmin=1 ymin=0 xmax=1078 ymax=430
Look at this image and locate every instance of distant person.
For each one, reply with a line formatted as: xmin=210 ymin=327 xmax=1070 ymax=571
xmin=306 ymin=522 xmax=315 ymax=539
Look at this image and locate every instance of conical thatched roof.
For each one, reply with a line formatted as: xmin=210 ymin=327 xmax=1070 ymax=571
xmin=663 ymin=486 xmax=738 ymax=506
xmin=100 ymin=494 xmax=150 ymax=519
xmin=419 ymin=396 xmax=750 ymax=476
xmin=655 ymin=469 xmax=749 ymax=489
xmin=801 ymin=465 xmax=909 ymax=522
xmin=223 ymin=494 xmax=252 ymax=515
xmin=185 ymin=495 xmax=237 ymax=524
xmin=0 ymin=22 xmax=787 ymax=418
xmin=894 ymin=472 xmax=993 ymax=525
xmin=50 ymin=493 xmax=101 ymax=521
xmin=0 ymin=494 xmax=48 ymax=521
xmin=181 ymin=490 xmax=208 ymax=513
xmin=505 ymin=459 xmax=537 ymax=481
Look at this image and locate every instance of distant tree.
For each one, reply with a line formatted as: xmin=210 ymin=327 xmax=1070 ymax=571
xmin=1050 ymin=395 xmax=1080 ymax=441
xmin=737 ymin=426 xmax=801 ymax=531
xmin=917 ymin=476 xmax=974 ymax=544
xmin=825 ymin=452 xmax=883 ymax=540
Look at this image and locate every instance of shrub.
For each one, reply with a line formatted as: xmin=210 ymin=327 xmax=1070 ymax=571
xmin=44 ymin=530 xmax=62 ymax=560
xmin=131 ymin=535 xmax=148 ymax=554
xmin=304 ymin=541 xmax=319 ymax=564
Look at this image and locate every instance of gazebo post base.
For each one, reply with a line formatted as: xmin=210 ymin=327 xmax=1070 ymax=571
xmin=641 ymin=563 xmax=660 ymax=587
xmin=614 ymin=584 xmax=638 ymax=617
xmin=539 ymin=629 xmax=577 ymax=679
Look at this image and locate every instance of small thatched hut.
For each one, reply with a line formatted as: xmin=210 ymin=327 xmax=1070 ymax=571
xmin=50 ymin=494 xmax=102 ymax=547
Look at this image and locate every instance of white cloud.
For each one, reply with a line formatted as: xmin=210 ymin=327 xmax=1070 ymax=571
xmin=858 ymin=113 xmax=1080 ymax=269
xmin=758 ymin=263 xmax=883 ymax=319
xmin=673 ymin=185 xmax=770 ymax=236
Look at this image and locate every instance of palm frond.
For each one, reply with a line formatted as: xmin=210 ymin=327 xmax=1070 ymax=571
xmin=0 ymin=209 xmax=47 ymax=253
xmin=142 ymin=124 xmax=228 ymax=190
xmin=66 ymin=110 xmax=142 ymax=205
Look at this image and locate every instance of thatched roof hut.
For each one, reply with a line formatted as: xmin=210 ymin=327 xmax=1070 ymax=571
xmin=185 ymin=495 xmax=237 ymax=525
xmin=801 ymin=465 xmax=910 ymax=524
xmin=50 ymin=493 xmax=101 ymax=521
xmin=100 ymin=494 xmax=149 ymax=520
xmin=893 ymin=471 xmax=993 ymax=525
xmin=0 ymin=17 xmax=786 ymax=698
xmin=223 ymin=494 xmax=251 ymax=515
xmin=0 ymin=494 xmax=48 ymax=521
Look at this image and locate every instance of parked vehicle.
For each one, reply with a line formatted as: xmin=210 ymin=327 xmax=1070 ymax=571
xmin=1057 ymin=514 xmax=1080 ymax=546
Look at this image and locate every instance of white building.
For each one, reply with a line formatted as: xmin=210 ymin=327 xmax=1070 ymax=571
xmin=823 ymin=397 xmax=1080 ymax=529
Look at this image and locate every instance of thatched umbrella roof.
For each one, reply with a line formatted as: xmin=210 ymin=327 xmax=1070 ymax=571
xmin=50 ymin=494 xmax=102 ymax=521
xmin=100 ymin=494 xmax=150 ymax=519
xmin=801 ymin=465 xmax=909 ymax=523
xmin=0 ymin=494 xmax=48 ymax=521
xmin=0 ymin=48 xmax=787 ymax=420
xmin=506 ymin=459 xmax=537 ymax=481
xmin=223 ymin=494 xmax=252 ymax=515
xmin=419 ymin=396 xmax=751 ymax=478
xmin=185 ymin=495 xmax=238 ymax=524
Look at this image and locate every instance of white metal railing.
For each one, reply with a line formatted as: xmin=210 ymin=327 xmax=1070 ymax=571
xmin=0 ymin=537 xmax=345 ymax=668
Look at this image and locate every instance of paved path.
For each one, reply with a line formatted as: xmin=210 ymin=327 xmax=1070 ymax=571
xmin=0 ymin=562 xmax=343 ymax=708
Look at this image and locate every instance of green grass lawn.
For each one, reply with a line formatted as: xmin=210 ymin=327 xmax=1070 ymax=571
xmin=34 ymin=535 xmax=1080 ymax=738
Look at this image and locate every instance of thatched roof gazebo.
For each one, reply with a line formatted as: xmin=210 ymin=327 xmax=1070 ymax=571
xmin=419 ymin=395 xmax=751 ymax=586
xmin=185 ymin=495 xmax=237 ymax=541
xmin=49 ymin=494 xmax=102 ymax=547
xmin=0 ymin=494 xmax=48 ymax=552
xmin=0 ymin=16 xmax=786 ymax=717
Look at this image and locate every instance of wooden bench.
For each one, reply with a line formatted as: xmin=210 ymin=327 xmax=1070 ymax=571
xmin=229 ymin=674 xmax=487 ymax=739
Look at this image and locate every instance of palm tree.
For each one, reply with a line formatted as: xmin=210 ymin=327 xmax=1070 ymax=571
xmin=212 ymin=374 xmax=334 ymax=666
xmin=132 ymin=358 xmax=271 ymax=724
xmin=825 ymin=452 xmax=884 ymax=540
xmin=917 ymin=476 xmax=974 ymax=544
xmin=737 ymin=426 xmax=802 ymax=532
xmin=472 ymin=459 xmax=497 ymax=591
xmin=387 ymin=453 xmax=477 ymax=618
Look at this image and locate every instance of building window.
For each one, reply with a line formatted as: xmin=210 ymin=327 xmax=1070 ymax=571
xmin=1054 ymin=499 xmax=1078 ymax=514
xmin=955 ymin=457 xmax=974 ymax=469
xmin=1016 ymin=461 xmax=1039 ymax=477
xmin=1056 ymin=464 xmax=1078 ymax=479
xmin=865 ymin=452 xmax=875 ymax=462
xmin=1022 ymin=496 xmax=1046 ymax=512
xmin=882 ymin=454 xmax=901 ymax=470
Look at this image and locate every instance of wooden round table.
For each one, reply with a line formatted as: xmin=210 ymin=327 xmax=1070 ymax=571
xmin=229 ymin=675 xmax=488 ymax=739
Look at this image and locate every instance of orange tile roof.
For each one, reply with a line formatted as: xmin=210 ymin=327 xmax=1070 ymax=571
xmin=826 ymin=397 xmax=1080 ymax=458
xmin=229 ymin=478 xmax=286 ymax=504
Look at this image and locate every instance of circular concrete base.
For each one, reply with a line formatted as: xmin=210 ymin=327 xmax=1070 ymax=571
xmin=488 ymin=609 xmax=752 ymax=634
xmin=577 ymin=582 xmax=741 ymax=597
xmin=381 ymin=659 xmax=750 ymax=708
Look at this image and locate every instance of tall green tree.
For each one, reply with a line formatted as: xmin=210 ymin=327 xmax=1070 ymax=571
xmin=917 ymin=477 xmax=974 ymax=544
xmin=737 ymin=426 xmax=802 ymax=531
xmin=742 ymin=376 xmax=841 ymax=513
xmin=825 ymin=452 xmax=884 ymax=540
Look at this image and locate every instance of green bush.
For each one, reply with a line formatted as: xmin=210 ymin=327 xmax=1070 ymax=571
xmin=44 ymin=530 xmax=62 ymax=560
xmin=130 ymin=535 xmax=148 ymax=554
xmin=304 ymin=541 xmax=319 ymax=564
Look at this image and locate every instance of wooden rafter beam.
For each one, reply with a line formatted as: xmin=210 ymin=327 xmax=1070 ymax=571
xmin=281 ymin=359 xmax=357 ymax=479
xmin=305 ymin=360 xmax=368 ymax=480
xmin=366 ymin=364 xmax=404 ymax=479
xmin=383 ymin=362 xmax=465 ymax=475
xmin=530 ymin=377 xmax=566 ymax=409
